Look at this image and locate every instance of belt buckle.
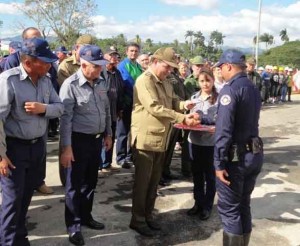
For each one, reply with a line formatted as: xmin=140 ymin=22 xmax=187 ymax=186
xmin=30 ymin=138 xmax=38 ymax=144
xmin=95 ymin=134 xmax=101 ymax=139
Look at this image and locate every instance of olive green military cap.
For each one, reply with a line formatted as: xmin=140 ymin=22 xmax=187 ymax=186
xmin=152 ymin=47 xmax=178 ymax=68
xmin=76 ymin=34 xmax=94 ymax=45
xmin=190 ymin=56 xmax=205 ymax=65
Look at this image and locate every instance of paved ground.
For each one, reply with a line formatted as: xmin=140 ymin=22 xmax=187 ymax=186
xmin=26 ymin=95 xmax=300 ymax=246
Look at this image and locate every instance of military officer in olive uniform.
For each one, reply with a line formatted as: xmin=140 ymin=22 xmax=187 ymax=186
xmin=129 ymin=47 xmax=200 ymax=237
xmin=57 ymin=34 xmax=94 ymax=86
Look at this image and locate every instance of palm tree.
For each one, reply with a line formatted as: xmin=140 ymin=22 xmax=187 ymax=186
xmin=193 ymin=31 xmax=205 ymax=49
xmin=279 ymin=28 xmax=289 ymax=42
xmin=144 ymin=38 xmax=153 ymax=51
xmin=210 ymin=30 xmax=225 ymax=49
xmin=173 ymin=39 xmax=180 ymax=50
xmin=259 ymin=33 xmax=274 ymax=49
xmin=185 ymin=30 xmax=195 ymax=53
xmin=134 ymin=34 xmax=142 ymax=45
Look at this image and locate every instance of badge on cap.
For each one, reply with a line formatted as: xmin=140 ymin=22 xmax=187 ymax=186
xmin=220 ymin=95 xmax=231 ymax=105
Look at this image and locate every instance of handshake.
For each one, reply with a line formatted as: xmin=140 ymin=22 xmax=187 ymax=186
xmin=183 ymin=112 xmax=200 ymax=126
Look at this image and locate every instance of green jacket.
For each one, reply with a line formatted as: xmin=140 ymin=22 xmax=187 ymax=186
xmin=131 ymin=69 xmax=186 ymax=152
xmin=184 ymin=74 xmax=199 ymax=98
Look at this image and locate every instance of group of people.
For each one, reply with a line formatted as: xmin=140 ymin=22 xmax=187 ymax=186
xmin=0 ymin=26 xmax=265 ymax=246
xmin=246 ymin=59 xmax=295 ymax=104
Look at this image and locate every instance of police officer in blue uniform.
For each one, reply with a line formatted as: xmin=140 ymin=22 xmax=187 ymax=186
xmin=2 ymin=27 xmax=59 ymax=194
xmin=213 ymin=49 xmax=264 ymax=246
xmin=0 ymin=37 xmax=63 ymax=246
xmin=59 ymin=45 xmax=112 ymax=246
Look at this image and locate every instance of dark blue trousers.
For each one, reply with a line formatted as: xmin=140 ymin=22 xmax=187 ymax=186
xmin=65 ymin=132 xmax=102 ymax=234
xmin=0 ymin=137 xmax=45 ymax=246
xmin=216 ymin=151 xmax=263 ymax=235
xmin=189 ymin=144 xmax=216 ymax=211
xmin=116 ymin=109 xmax=132 ymax=164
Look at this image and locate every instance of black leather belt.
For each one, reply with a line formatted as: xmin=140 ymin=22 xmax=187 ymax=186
xmin=6 ymin=136 xmax=42 ymax=144
xmin=72 ymin=131 xmax=104 ymax=139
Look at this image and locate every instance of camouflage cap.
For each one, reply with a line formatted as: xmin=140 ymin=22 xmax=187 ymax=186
xmin=152 ymin=47 xmax=178 ymax=68
xmin=76 ymin=34 xmax=93 ymax=45
xmin=190 ymin=56 xmax=205 ymax=65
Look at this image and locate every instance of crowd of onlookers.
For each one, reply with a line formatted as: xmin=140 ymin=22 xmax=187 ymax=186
xmin=0 ymin=28 xmax=298 ymax=245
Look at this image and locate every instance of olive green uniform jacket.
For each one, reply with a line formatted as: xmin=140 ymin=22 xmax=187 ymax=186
xmin=131 ymin=69 xmax=186 ymax=152
xmin=57 ymin=54 xmax=80 ymax=86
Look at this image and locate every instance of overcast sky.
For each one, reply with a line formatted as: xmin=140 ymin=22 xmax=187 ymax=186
xmin=0 ymin=0 xmax=299 ymax=48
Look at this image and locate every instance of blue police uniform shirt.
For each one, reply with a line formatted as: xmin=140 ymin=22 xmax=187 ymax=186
xmin=0 ymin=63 xmax=64 ymax=156
xmin=214 ymin=72 xmax=261 ymax=171
xmin=3 ymin=51 xmax=60 ymax=93
xmin=59 ymin=68 xmax=112 ymax=147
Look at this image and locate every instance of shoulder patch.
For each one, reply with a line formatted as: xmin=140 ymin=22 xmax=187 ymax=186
xmin=220 ymin=94 xmax=231 ymax=106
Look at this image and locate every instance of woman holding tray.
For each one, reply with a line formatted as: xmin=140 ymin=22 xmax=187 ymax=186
xmin=186 ymin=68 xmax=219 ymax=220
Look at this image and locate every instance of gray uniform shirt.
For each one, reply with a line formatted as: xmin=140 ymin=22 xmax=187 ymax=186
xmin=0 ymin=64 xmax=64 ymax=156
xmin=188 ymin=91 xmax=218 ymax=146
xmin=59 ymin=68 xmax=112 ymax=147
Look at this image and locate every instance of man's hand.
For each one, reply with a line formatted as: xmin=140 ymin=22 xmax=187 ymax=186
xmin=24 ymin=102 xmax=47 ymax=115
xmin=0 ymin=156 xmax=15 ymax=177
xmin=184 ymin=100 xmax=196 ymax=110
xmin=104 ymin=136 xmax=112 ymax=151
xmin=215 ymin=169 xmax=230 ymax=186
xmin=60 ymin=146 xmax=75 ymax=168
xmin=183 ymin=112 xmax=201 ymax=126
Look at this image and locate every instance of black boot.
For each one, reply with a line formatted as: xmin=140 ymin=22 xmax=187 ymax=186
xmin=187 ymin=203 xmax=202 ymax=216
xmin=223 ymin=231 xmax=244 ymax=246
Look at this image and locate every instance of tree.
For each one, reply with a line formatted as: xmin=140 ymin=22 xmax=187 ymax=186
xmin=17 ymin=0 xmax=97 ymax=47
xmin=185 ymin=30 xmax=194 ymax=53
xmin=279 ymin=28 xmax=289 ymax=42
xmin=193 ymin=31 xmax=205 ymax=49
xmin=143 ymin=38 xmax=153 ymax=52
xmin=134 ymin=34 xmax=142 ymax=45
xmin=259 ymin=33 xmax=274 ymax=50
xmin=210 ymin=30 xmax=225 ymax=49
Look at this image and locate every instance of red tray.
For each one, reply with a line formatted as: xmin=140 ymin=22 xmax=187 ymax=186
xmin=173 ymin=123 xmax=215 ymax=132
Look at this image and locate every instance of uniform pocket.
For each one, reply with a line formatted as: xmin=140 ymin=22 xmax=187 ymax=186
xmin=145 ymin=126 xmax=165 ymax=147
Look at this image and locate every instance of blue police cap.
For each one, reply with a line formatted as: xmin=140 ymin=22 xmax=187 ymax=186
xmin=9 ymin=41 xmax=22 ymax=51
xmin=55 ymin=46 xmax=68 ymax=54
xmin=79 ymin=45 xmax=108 ymax=66
xmin=21 ymin=37 xmax=58 ymax=63
xmin=214 ymin=49 xmax=246 ymax=67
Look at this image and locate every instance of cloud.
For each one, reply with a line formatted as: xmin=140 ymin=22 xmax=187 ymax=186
xmin=160 ymin=0 xmax=219 ymax=10
xmin=91 ymin=1 xmax=300 ymax=49
xmin=0 ymin=3 xmax=22 ymax=15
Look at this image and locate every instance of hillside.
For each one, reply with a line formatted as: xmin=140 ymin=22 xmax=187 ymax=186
xmin=258 ymin=41 xmax=300 ymax=68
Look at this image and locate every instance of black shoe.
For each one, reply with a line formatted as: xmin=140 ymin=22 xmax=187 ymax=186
xmin=199 ymin=209 xmax=211 ymax=220
xmin=159 ymin=178 xmax=171 ymax=187
xmin=163 ymin=174 xmax=179 ymax=180
xmin=187 ymin=204 xmax=202 ymax=216
xmin=129 ymin=224 xmax=158 ymax=237
xmin=83 ymin=218 xmax=105 ymax=230
xmin=147 ymin=220 xmax=161 ymax=231
xmin=69 ymin=232 xmax=85 ymax=246
xmin=122 ymin=162 xmax=131 ymax=169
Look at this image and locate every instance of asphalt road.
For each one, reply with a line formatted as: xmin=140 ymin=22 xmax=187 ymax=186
xmin=25 ymin=94 xmax=300 ymax=246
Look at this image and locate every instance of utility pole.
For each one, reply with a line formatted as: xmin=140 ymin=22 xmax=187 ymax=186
xmin=255 ymin=0 xmax=262 ymax=69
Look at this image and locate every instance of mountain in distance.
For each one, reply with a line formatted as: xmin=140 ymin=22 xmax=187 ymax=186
xmin=221 ymin=46 xmax=264 ymax=55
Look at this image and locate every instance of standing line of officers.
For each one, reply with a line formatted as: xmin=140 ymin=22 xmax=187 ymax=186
xmin=0 ymin=27 xmax=264 ymax=246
